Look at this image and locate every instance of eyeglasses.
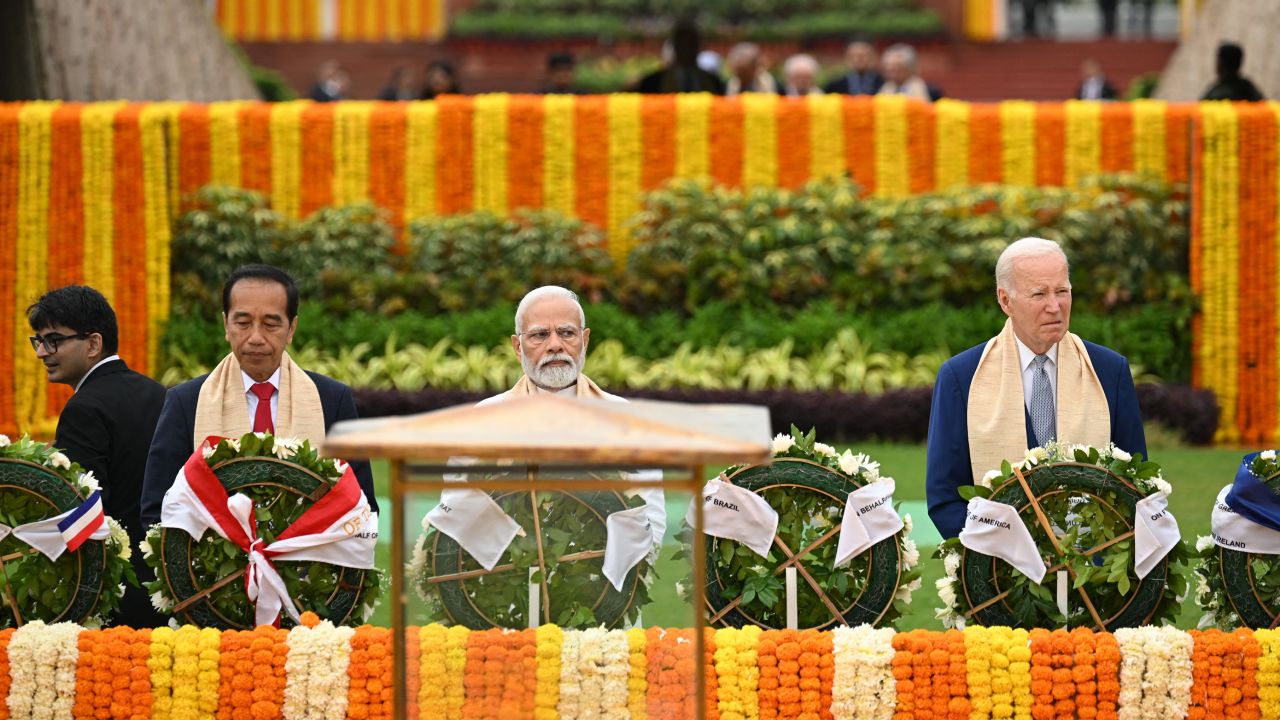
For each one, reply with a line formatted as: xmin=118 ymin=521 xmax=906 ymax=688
xmin=517 ymin=327 xmax=582 ymax=346
xmin=29 ymin=333 xmax=90 ymax=354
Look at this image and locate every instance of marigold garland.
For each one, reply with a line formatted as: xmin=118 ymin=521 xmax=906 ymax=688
xmin=675 ymin=93 xmax=711 ymax=181
xmin=626 ymin=627 xmax=649 ymax=720
xmin=208 ymin=102 xmax=243 ymax=188
xmin=742 ymin=93 xmax=779 ymax=189
xmin=1000 ymin=101 xmax=1037 ymax=188
xmin=709 ymin=96 xmax=744 ymax=189
xmin=506 ymin=95 xmax=545 ymax=212
xmin=471 ymin=94 xmax=509 ymax=216
xmin=1131 ymin=99 xmax=1167 ymax=181
xmin=776 ymin=98 xmax=809 ymax=189
xmin=873 ymin=95 xmax=909 ymax=197
xmin=606 ymin=93 xmax=642 ymax=264
xmin=573 ymin=96 xmax=608 ymax=231
xmin=347 ymin=626 xmax=390 ymax=720
xmin=1064 ymin=100 xmax=1101 ymax=187
xmin=269 ymin=101 xmax=305 ymax=220
xmin=0 ymin=105 xmax=19 ymax=437
xmin=403 ymin=101 xmax=438 ymax=224
xmin=541 ymin=94 xmax=576 ymax=218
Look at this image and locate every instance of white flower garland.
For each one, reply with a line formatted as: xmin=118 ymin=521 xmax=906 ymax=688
xmin=1115 ymin=626 xmax=1194 ymax=720
xmin=935 ymin=548 xmax=964 ymax=629
xmin=577 ymin=627 xmax=607 ymax=720
xmin=831 ymin=625 xmax=896 ymax=720
xmin=557 ymin=628 xmax=582 ymax=718
xmin=284 ymin=622 xmax=358 ymax=720
xmin=599 ymin=630 xmax=631 ymax=720
xmin=6 ymin=621 xmax=81 ymax=720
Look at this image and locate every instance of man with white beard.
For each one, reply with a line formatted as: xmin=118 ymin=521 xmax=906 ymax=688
xmin=473 ymin=285 xmax=667 ymax=553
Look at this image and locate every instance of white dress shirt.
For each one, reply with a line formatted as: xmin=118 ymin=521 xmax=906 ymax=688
xmin=1014 ymin=336 xmax=1058 ymax=414
xmin=241 ymin=367 xmax=281 ymax=428
xmin=74 ymin=355 xmax=120 ymax=392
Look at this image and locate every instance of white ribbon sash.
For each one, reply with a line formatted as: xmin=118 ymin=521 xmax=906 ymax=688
xmin=834 ymin=481 xmax=904 ymax=567
xmin=1134 ymin=492 xmax=1181 ymax=579
xmin=161 ymin=437 xmax=377 ymax=627
xmin=687 ymin=478 xmax=779 ymax=558
xmin=603 ymin=505 xmax=652 ymax=591
xmin=426 ymin=489 xmax=523 ymax=571
xmin=1211 ymin=484 xmax=1280 ymax=554
xmin=0 ymin=508 xmax=111 ymax=562
xmin=959 ymin=497 xmax=1046 ymax=583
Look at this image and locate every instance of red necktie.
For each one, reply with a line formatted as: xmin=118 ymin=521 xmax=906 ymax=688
xmin=251 ymin=382 xmax=275 ymax=434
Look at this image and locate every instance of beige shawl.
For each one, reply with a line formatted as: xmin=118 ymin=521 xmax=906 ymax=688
xmin=506 ymin=373 xmax=611 ymax=399
xmin=193 ymin=352 xmax=326 ymax=446
xmin=966 ymin=319 xmax=1110 ymax=483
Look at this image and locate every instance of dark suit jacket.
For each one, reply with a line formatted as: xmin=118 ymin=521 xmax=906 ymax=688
xmin=823 ymin=71 xmax=884 ymax=96
xmin=140 ymin=370 xmax=378 ymax=528
xmin=54 ymin=359 xmax=166 ymax=627
xmin=925 ymin=338 xmax=1147 ymax=539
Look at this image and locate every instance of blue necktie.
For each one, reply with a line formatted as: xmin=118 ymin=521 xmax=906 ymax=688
xmin=1030 ymin=355 xmax=1055 ymax=445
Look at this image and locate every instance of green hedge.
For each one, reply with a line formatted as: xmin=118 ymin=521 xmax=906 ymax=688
xmin=161 ymin=300 xmax=1192 ymax=384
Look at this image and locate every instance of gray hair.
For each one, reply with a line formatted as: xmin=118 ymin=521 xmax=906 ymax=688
xmin=995 ymin=237 xmax=1070 ymax=293
xmin=784 ymin=53 xmax=819 ymax=78
xmin=514 ymin=285 xmax=586 ymax=334
xmin=883 ymin=43 xmax=917 ymax=70
xmin=727 ymin=42 xmax=761 ymax=66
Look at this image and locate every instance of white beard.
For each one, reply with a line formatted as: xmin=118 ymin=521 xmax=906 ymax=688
xmin=522 ymin=350 xmax=582 ymax=390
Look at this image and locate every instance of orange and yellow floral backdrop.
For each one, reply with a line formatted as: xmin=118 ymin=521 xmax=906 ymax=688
xmin=0 ymin=97 xmax=1273 ymax=444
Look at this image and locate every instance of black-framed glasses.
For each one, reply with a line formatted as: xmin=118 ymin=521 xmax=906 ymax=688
xmin=517 ymin=327 xmax=582 ymax=346
xmin=29 ymin=333 xmax=90 ymax=354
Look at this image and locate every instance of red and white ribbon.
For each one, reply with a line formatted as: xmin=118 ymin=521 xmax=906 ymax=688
xmin=161 ymin=437 xmax=378 ymax=627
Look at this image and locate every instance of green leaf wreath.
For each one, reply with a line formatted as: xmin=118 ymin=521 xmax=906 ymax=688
xmin=142 ymin=432 xmax=382 ymax=628
xmin=1195 ymin=450 xmax=1280 ymax=629
xmin=0 ymin=434 xmax=135 ymax=627
xmin=678 ymin=425 xmax=921 ymax=629
xmin=411 ymin=487 xmax=654 ymax=630
xmin=936 ymin=441 xmax=1190 ymax=630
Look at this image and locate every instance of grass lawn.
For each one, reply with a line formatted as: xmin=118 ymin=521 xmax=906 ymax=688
xmin=367 ymin=441 xmax=1249 ymax=629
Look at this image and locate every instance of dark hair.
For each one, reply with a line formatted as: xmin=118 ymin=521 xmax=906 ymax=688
xmin=27 ymin=285 xmax=119 ymax=355
xmin=222 ymin=264 xmax=299 ymax=320
xmin=547 ymin=52 xmax=575 ymax=71
xmin=1217 ymin=42 xmax=1244 ymax=76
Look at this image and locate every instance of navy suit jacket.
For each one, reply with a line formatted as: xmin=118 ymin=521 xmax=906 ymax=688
xmin=925 ymin=338 xmax=1147 ymax=539
xmin=140 ymin=371 xmax=378 ymax=527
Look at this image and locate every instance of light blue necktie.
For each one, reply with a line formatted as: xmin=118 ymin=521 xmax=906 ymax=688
xmin=1030 ymin=354 xmax=1056 ymax=445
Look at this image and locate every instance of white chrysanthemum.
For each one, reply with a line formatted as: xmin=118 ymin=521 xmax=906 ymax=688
xmin=1195 ymin=535 xmax=1215 ymax=552
xmin=771 ymin=434 xmax=796 ymax=454
xmin=78 ymin=470 xmax=99 ymax=492
xmin=1151 ymin=478 xmax=1173 ymax=496
xmin=903 ymin=538 xmax=920 ymax=567
xmin=48 ymin=452 xmax=70 ymax=470
xmin=1195 ymin=573 xmax=1211 ymax=601
xmin=837 ymin=450 xmax=858 ymax=475
xmin=139 ymin=536 xmax=154 ymax=559
xmin=944 ymin=551 xmax=961 ymax=577
xmin=226 ymin=438 xmax=241 ymax=452
xmin=1023 ymin=447 xmax=1048 ymax=466
xmin=979 ymin=469 xmax=1002 ymax=489
xmin=253 ymin=432 xmax=267 ymax=440
xmin=201 ymin=444 xmax=216 ymax=459
xmin=936 ymin=577 xmax=957 ymax=608
xmin=107 ymin=518 xmax=131 ymax=561
xmin=1263 ymin=450 xmax=1278 ymax=461
xmin=0 ymin=434 xmax=9 ymax=448
xmin=813 ymin=442 xmax=837 ymax=457
xmin=407 ymin=536 xmax=428 ymax=578
xmin=271 ymin=437 xmax=302 ymax=459
xmin=152 ymin=591 xmax=175 ymax=613
xmin=902 ymin=512 xmax=913 ymax=534
xmin=333 ymin=459 xmax=349 ymax=475
xmin=1110 ymin=446 xmax=1132 ymax=462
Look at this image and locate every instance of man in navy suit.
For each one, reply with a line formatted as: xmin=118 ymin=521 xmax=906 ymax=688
xmin=140 ymin=265 xmax=376 ymax=527
xmin=925 ymin=238 xmax=1146 ymax=539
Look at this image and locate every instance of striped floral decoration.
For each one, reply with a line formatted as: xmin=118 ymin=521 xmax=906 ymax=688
xmin=0 ymin=622 xmax=1271 ymax=720
xmin=212 ymin=0 xmax=446 ymax=42
xmin=1 ymin=98 xmax=1278 ymax=445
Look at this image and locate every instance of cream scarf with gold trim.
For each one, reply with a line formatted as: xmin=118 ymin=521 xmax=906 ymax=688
xmin=193 ymin=352 xmax=326 ymax=446
xmin=966 ymin=319 xmax=1110 ymax=483
xmin=506 ymin=373 xmax=610 ymax=399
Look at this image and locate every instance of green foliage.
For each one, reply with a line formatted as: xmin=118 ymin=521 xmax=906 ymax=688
xmin=740 ymin=9 xmax=942 ymax=39
xmin=1125 ymin=73 xmax=1160 ymax=100
xmin=450 ymin=12 xmax=631 ymax=38
xmin=622 ymin=176 xmax=1192 ymax=317
xmin=160 ymin=299 xmax=1195 ymax=385
xmin=226 ymin=42 xmax=298 ymax=102
xmin=170 ymin=187 xmax=395 ymax=317
xmin=405 ymin=210 xmax=613 ymax=313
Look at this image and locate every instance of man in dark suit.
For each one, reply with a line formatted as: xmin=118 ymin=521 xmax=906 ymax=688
xmin=28 ymin=285 xmax=166 ymax=627
xmin=140 ymin=265 xmax=377 ymax=528
xmin=636 ymin=20 xmax=724 ymax=95
xmin=925 ymin=238 xmax=1146 ymax=539
xmin=823 ymin=38 xmax=883 ymax=96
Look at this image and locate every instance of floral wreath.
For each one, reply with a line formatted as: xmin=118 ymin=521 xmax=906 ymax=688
xmin=142 ymin=432 xmax=382 ymax=628
xmin=680 ymin=426 xmax=920 ymax=629
xmin=936 ymin=441 xmax=1190 ymax=630
xmin=0 ymin=434 xmax=134 ymax=627
xmin=1195 ymin=449 xmax=1280 ymax=629
xmin=410 ymin=486 xmax=655 ymax=629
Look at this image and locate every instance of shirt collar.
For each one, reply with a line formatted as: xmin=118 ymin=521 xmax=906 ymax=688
xmin=241 ymin=367 xmax=282 ymax=394
xmin=74 ymin=355 xmax=121 ymax=392
xmin=1014 ymin=335 xmax=1058 ymax=373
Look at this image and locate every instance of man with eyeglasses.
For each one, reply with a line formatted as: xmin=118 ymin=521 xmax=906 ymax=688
xmin=27 ymin=285 xmax=167 ymax=627
xmin=470 ymin=286 xmax=666 ymax=551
